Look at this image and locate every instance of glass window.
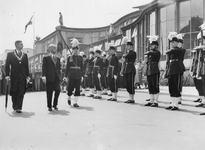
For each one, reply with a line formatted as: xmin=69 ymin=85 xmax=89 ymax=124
xmin=179 ymin=1 xmax=190 ymax=18
xmin=183 ymin=33 xmax=191 ymax=50
xmin=179 ymin=17 xmax=191 ymax=33
xmin=166 ymin=4 xmax=175 ymax=20
xmin=160 ymin=7 xmax=166 ymax=22
xmin=166 ymin=20 xmax=174 ymax=34
xmin=191 ymin=0 xmax=203 ymax=17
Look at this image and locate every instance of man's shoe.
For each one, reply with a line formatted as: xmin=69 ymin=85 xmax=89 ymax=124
xmin=178 ymin=101 xmax=182 ymax=104
xmin=200 ymin=112 xmax=205 ymax=115
xmin=171 ymin=107 xmax=179 ymax=111
xmin=48 ymin=108 xmax=52 ymax=111
xmin=125 ymin=100 xmax=135 ymax=104
xmin=16 ymin=109 xmax=22 ymax=113
xmin=165 ymin=106 xmax=173 ymax=110
xmin=81 ymin=93 xmax=85 ymax=96
xmin=194 ymin=98 xmax=201 ymax=103
xmin=73 ymin=103 xmax=79 ymax=107
xmin=146 ymin=99 xmax=150 ymax=101
xmin=68 ymin=100 xmax=71 ymax=105
xmin=195 ymin=103 xmax=204 ymax=107
xmin=151 ymin=103 xmax=158 ymax=107
xmin=101 ymin=92 xmax=108 ymax=95
xmin=108 ymin=93 xmax=112 ymax=96
xmin=144 ymin=102 xmax=153 ymax=106
xmin=87 ymin=94 xmax=94 ymax=97
xmin=111 ymin=98 xmax=117 ymax=101
xmin=53 ymin=107 xmax=58 ymax=111
xmin=107 ymin=98 xmax=112 ymax=101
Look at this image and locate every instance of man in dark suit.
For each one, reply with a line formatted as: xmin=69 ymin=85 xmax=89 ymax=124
xmin=5 ymin=40 xmax=30 ymax=113
xmin=123 ymin=41 xmax=137 ymax=104
xmin=42 ymin=44 xmax=61 ymax=111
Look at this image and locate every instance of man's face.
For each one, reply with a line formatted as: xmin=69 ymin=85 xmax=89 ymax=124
xmin=171 ymin=41 xmax=178 ymax=48
xmin=178 ymin=42 xmax=182 ymax=48
xmin=16 ymin=42 xmax=23 ymax=50
xmin=150 ymin=44 xmax=156 ymax=50
xmin=95 ymin=52 xmax=100 ymax=57
xmin=72 ymin=47 xmax=79 ymax=55
xmin=50 ymin=46 xmax=57 ymax=54
xmin=126 ymin=45 xmax=132 ymax=50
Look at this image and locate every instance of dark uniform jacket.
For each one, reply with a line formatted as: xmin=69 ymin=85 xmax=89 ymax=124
xmin=190 ymin=49 xmax=198 ymax=76
xmin=92 ymin=57 xmax=103 ymax=75
xmin=107 ymin=54 xmax=119 ymax=77
xmin=145 ymin=50 xmax=161 ymax=76
xmin=86 ymin=57 xmax=94 ymax=75
xmin=5 ymin=50 xmax=29 ymax=95
xmin=42 ymin=55 xmax=61 ymax=82
xmin=65 ymin=55 xmax=83 ymax=79
xmin=200 ymin=49 xmax=205 ymax=75
xmin=124 ymin=50 xmax=136 ymax=74
xmin=101 ymin=58 xmax=108 ymax=76
xmin=166 ymin=47 xmax=186 ymax=76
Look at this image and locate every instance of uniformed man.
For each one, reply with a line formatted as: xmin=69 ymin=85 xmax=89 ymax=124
xmin=86 ymin=50 xmax=95 ymax=97
xmin=64 ymin=38 xmax=83 ymax=107
xmin=165 ymin=32 xmax=185 ymax=110
xmin=101 ymin=52 xmax=109 ymax=95
xmin=144 ymin=35 xmax=161 ymax=107
xmin=123 ymin=41 xmax=137 ymax=104
xmin=107 ymin=46 xmax=119 ymax=101
xmin=92 ymin=49 xmax=103 ymax=99
xmin=176 ymin=33 xmax=186 ymax=104
xmin=79 ymin=51 xmax=88 ymax=96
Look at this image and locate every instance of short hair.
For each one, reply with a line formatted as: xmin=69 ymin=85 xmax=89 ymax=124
xmin=15 ymin=40 xmax=22 ymax=47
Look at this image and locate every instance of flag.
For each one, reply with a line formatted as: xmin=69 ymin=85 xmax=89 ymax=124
xmin=24 ymin=15 xmax=33 ymax=34
xmin=59 ymin=12 xmax=63 ymax=26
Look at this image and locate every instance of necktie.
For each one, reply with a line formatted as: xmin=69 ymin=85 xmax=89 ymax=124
xmin=53 ymin=55 xmax=57 ymax=63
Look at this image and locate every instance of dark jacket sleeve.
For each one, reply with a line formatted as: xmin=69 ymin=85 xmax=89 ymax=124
xmin=42 ymin=57 xmax=46 ymax=77
xmin=65 ymin=57 xmax=70 ymax=77
xmin=25 ymin=54 xmax=29 ymax=77
xmin=5 ymin=53 xmax=11 ymax=76
xmin=113 ymin=56 xmax=119 ymax=76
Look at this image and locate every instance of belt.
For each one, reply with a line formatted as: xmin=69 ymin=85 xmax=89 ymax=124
xmin=126 ymin=62 xmax=134 ymax=64
xmin=70 ymin=66 xmax=80 ymax=69
xmin=170 ymin=59 xmax=179 ymax=62
xmin=94 ymin=66 xmax=100 ymax=68
xmin=109 ymin=65 xmax=114 ymax=68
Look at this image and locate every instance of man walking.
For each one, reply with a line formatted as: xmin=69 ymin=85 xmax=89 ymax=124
xmin=42 ymin=44 xmax=61 ymax=111
xmin=5 ymin=40 xmax=30 ymax=113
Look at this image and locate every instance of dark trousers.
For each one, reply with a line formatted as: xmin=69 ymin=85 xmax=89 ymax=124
xmin=201 ymin=75 xmax=205 ymax=96
xmin=67 ymin=78 xmax=81 ymax=96
xmin=194 ymin=77 xmax=204 ymax=96
xmin=93 ymin=74 xmax=101 ymax=91
xmin=88 ymin=73 xmax=94 ymax=88
xmin=46 ymin=77 xmax=60 ymax=108
xmin=108 ymin=75 xmax=118 ymax=93
xmin=81 ymin=75 xmax=88 ymax=89
xmin=101 ymin=75 xmax=108 ymax=89
xmin=124 ymin=73 xmax=135 ymax=94
xmin=12 ymin=95 xmax=24 ymax=110
xmin=168 ymin=74 xmax=182 ymax=97
xmin=147 ymin=73 xmax=160 ymax=94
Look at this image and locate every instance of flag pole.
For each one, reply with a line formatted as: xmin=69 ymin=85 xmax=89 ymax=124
xmin=33 ymin=12 xmax=35 ymax=52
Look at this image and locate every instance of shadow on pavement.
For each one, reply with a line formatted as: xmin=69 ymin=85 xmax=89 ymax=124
xmin=7 ymin=111 xmax=35 ymax=118
xmin=73 ymin=106 xmax=94 ymax=111
xmin=48 ymin=109 xmax=69 ymax=116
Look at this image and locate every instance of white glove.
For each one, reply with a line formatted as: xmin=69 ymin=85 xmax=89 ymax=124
xmin=5 ymin=76 xmax=10 ymax=82
xmin=97 ymin=73 xmax=101 ymax=78
xmin=42 ymin=76 xmax=46 ymax=83
xmin=114 ymin=75 xmax=117 ymax=79
xmin=26 ymin=77 xmax=30 ymax=83
xmin=81 ymin=77 xmax=84 ymax=82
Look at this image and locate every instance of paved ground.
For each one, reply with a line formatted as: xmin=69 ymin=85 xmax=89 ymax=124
xmin=0 ymin=87 xmax=205 ymax=150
